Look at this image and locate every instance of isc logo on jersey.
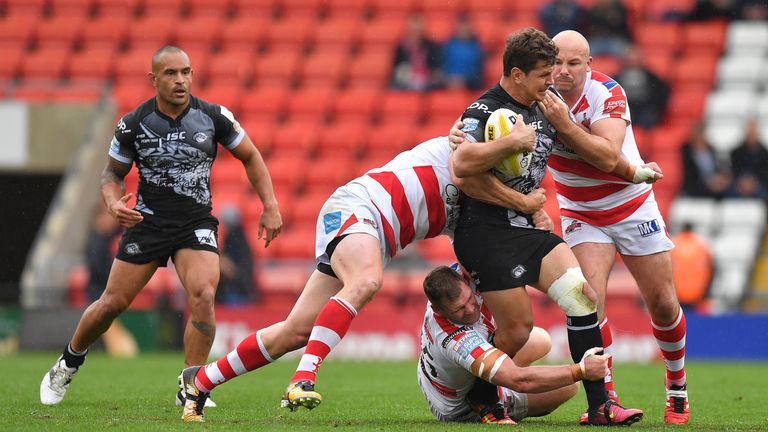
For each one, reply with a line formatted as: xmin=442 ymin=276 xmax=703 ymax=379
xmin=485 ymin=108 xmax=532 ymax=179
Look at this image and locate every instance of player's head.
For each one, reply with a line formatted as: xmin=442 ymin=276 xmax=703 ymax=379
xmin=150 ymin=45 xmax=193 ymax=108
xmin=424 ymin=266 xmax=480 ymax=325
xmin=502 ymin=28 xmax=557 ymax=104
xmin=552 ymin=30 xmax=591 ymax=96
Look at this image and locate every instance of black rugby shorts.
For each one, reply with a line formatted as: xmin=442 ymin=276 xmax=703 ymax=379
xmin=116 ymin=216 xmax=219 ymax=267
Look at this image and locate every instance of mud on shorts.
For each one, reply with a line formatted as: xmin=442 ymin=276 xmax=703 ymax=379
xmin=453 ymin=223 xmax=564 ymax=292
xmin=116 ymin=215 xmax=219 ymax=267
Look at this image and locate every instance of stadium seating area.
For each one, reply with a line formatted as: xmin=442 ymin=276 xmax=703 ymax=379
xmin=1 ymin=0 xmax=766 ymax=310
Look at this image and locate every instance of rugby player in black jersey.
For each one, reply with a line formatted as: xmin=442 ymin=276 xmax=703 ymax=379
xmin=40 ymin=46 xmax=283 ymax=408
xmin=447 ymin=28 xmax=643 ymax=426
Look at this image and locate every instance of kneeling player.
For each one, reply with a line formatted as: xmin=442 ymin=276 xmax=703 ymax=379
xmin=419 ymin=265 xmax=607 ymax=424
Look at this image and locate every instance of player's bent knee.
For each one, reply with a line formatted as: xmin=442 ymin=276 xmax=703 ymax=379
xmin=187 ymin=285 xmax=216 ymax=313
xmin=547 ymin=267 xmax=596 ymax=317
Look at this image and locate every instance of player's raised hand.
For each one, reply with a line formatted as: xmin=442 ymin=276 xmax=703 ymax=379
xmin=580 ymin=348 xmax=610 ymax=381
xmin=448 ymin=119 xmax=465 ymax=150
xmin=259 ymin=207 xmax=283 ymax=248
xmin=504 ymin=113 xmax=535 ymax=154
xmin=538 ymin=92 xmax=571 ymax=130
xmin=520 ymin=187 xmax=546 ymax=214
xmin=108 ymin=193 xmax=143 ymax=228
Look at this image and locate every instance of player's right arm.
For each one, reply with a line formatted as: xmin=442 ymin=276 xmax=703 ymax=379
xmin=102 ymin=115 xmax=143 ymax=228
xmin=471 ymin=346 xmax=608 ymax=394
xmin=449 ymin=160 xmax=546 ymax=214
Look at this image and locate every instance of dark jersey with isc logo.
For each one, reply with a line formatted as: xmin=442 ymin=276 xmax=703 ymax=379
xmin=459 ymin=84 xmax=559 ymax=229
xmin=109 ymin=96 xmax=244 ymax=224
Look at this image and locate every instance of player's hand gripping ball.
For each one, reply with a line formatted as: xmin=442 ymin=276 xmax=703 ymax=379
xmin=485 ymin=108 xmax=532 ymax=180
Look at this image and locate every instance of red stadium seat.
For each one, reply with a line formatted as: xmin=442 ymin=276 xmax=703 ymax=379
xmin=111 ymin=82 xmax=155 ymax=115
xmin=380 ymin=92 xmax=425 ymax=124
xmin=471 ymin=16 xmax=505 ymax=53
xmin=643 ymin=51 xmax=673 ymax=81
xmin=187 ymin=0 xmax=231 ymax=18
xmin=364 ymin=120 xmax=416 ymax=156
xmin=4 ymin=0 xmax=46 ymax=18
xmin=646 ymin=0 xmax=695 ymax=21
xmin=316 ymin=121 xmax=367 ymax=158
xmin=681 ymin=21 xmax=727 ymax=56
xmin=266 ymin=153 xmax=310 ymax=194
xmin=113 ymin=49 xmax=156 ymax=85
xmin=286 ymin=87 xmax=335 ymax=123
xmin=252 ymin=50 xmax=301 ymax=89
xmin=418 ymin=236 xmax=456 ymax=264
xmin=273 ymin=227 xmax=316 ymax=259
xmin=80 ymin=16 xmax=129 ymax=51
xmin=66 ymin=48 xmax=116 ymax=81
xmin=94 ymin=0 xmax=138 ymax=17
xmin=298 ymin=51 xmax=348 ymax=89
xmin=333 ymin=87 xmax=381 ymax=124
xmin=290 ymin=190 xmax=331 ymax=227
xmin=413 ymin=119 xmax=455 ymax=144
xmin=195 ymin=82 xmax=243 ymax=116
xmin=0 ymin=47 xmax=24 ymax=80
xmin=140 ymin=0 xmax=184 ymax=18
xmin=52 ymin=82 xmax=105 ymax=103
xmin=280 ymin=0 xmax=324 ymax=17
xmin=509 ymin=0 xmax=548 ymax=19
xmin=648 ymin=125 xmax=689 ymax=158
xmin=262 ymin=15 xmax=315 ymax=53
xmin=205 ymin=50 xmax=255 ymax=88
xmin=369 ymin=0 xmax=415 ymax=19
xmin=230 ymin=0 xmax=279 ymax=18
xmin=34 ymin=16 xmax=85 ymax=51
xmin=634 ymin=22 xmax=681 ymax=56
xmin=425 ymin=90 xmax=473 ymax=122
xmin=48 ymin=0 xmax=95 ymax=17
xmin=424 ymin=15 xmax=456 ymax=42
xmin=590 ymin=56 xmax=622 ymax=78
xmin=240 ymin=86 xmax=288 ymax=122
xmin=0 ymin=16 xmax=38 ymax=49
xmin=20 ymin=49 xmax=69 ymax=81
xmin=126 ymin=17 xmax=175 ymax=51
xmin=358 ymin=16 xmax=404 ymax=53
xmin=665 ymin=86 xmax=708 ymax=125
xmin=312 ymin=18 xmax=361 ymax=51
xmin=670 ymin=54 xmax=718 ymax=91
xmin=268 ymin=119 xmax=321 ymax=158
xmin=324 ymin=0 xmax=369 ymax=19
xmin=219 ymin=16 xmax=266 ymax=53
xmin=12 ymin=82 xmax=57 ymax=102
xmin=174 ymin=16 xmax=224 ymax=53
xmin=346 ymin=51 xmax=394 ymax=89
xmin=256 ymin=265 xmax=310 ymax=297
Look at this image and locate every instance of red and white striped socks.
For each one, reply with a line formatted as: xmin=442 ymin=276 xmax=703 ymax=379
xmin=194 ymin=329 xmax=273 ymax=393
xmin=599 ymin=317 xmax=619 ymax=400
xmin=291 ymin=296 xmax=358 ymax=384
xmin=651 ymin=306 xmax=687 ymax=387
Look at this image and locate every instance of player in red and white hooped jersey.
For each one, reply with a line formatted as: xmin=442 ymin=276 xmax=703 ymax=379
xmin=177 ymin=134 xmax=540 ymax=422
xmin=539 ymin=30 xmax=689 ymax=425
xmin=418 ymin=265 xmax=608 ymax=424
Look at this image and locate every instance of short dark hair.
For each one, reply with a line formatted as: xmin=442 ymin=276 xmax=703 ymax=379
xmin=151 ymin=45 xmax=188 ymax=71
xmin=502 ymin=27 xmax=558 ymax=76
xmin=423 ymin=266 xmax=465 ymax=308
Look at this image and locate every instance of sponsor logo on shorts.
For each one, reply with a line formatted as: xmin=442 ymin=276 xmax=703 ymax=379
xmin=124 ymin=242 xmax=141 ymax=255
xmin=193 ymin=131 xmax=208 ymax=143
xmin=195 ymin=229 xmax=218 ymax=247
xmin=637 ymin=219 xmax=661 ymax=237
xmin=362 ymin=218 xmax=377 ymax=229
xmin=565 ymin=220 xmax=582 ymax=234
xmin=323 ymin=211 xmax=342 ymax=234
xmin=462 ymin=118 xmax=480 ymax=132
xmin=511 ymin=264 xmax=527 ymax=279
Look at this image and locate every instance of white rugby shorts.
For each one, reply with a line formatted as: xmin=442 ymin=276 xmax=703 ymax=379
xmin=315 ymin=183 xmax=392 ymax=269
xmin=560 ymin=195 xmax=674 ymax=256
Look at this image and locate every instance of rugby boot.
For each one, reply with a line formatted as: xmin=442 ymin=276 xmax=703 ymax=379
xmin=180 ymin=366 xmax=210 ymax=423
xmin=281 ymin=380 xmax=322 ymax=411
xmin=478 ymin=403 xmax=517 ymax=424
xmin=664 ymin=383 xmax=690 ymax=425
xmin=579 ymin=389 xmax=621 ymax=424
xmin=583 ymin=399 xmax=643 ymax=426
xmin=40 ymin=356 xmax=79 ymax=405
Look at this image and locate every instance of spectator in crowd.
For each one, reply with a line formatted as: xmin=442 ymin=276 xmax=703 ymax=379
xmin=584 ymin=0 xmax=631 ymax=57
xmin=441 ymin=16 xmax=484 ymax=90
xmin=391 ymin=14 xmax=443 ymax=91
xmin=671 ymin=222 xmax=712 ymax=312
xmin=680 ymin=122 xmax=731 ymax=198
xmin=615 ymin=46 xmax=670 ymax=129
xmin=216 ymin=206 xmax=258 ymax=304
xmin=539 ymin=0 xmax=586 ymax=37
xmin=729 ymin=118 xmax=768 ymax=200
xmin=739 ymin=0 xmax=768 ymax=20
xmin=85 ymin=204 xmax=137 ymax=358
xmin=685 ymin=0 xmax=740 ymax=21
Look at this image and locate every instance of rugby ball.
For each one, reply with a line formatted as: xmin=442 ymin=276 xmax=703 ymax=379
xmin=484 ymin=108 xmax=532 ymax=179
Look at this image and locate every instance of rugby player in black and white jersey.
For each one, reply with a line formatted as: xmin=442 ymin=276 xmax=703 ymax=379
xmin=447 ymin=28 xmax=643 ymax=426
xmin=40 ymin=46 xmax=283 ymax=408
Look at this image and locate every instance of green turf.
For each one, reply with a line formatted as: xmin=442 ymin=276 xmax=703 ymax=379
xmin=5 ymin=353 xmax=767 ymax=431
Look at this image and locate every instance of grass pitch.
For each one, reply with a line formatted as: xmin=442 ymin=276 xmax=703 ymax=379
xmin=5 ymin=353 xmax=767 ymax=431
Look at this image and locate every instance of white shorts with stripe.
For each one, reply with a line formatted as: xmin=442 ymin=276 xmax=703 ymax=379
xmin=560 ymin=196 xmax=674 ymax=256
xmin=417 ymin=366 xmax=529 ymax=422
xmin=315 ymin=183 xmax=392 ymax=269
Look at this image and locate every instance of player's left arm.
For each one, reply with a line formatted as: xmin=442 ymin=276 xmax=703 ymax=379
xmin=449 ymin=159 xmax=546 ymax=214
xmin=229 ymin=134 xmax=282 ymax=248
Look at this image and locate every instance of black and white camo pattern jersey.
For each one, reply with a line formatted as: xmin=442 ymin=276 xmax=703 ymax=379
xmin=459 ymin=84 xmax=558 ymax=229
xmin=109 ymin=96 xmax=244 ymax=222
